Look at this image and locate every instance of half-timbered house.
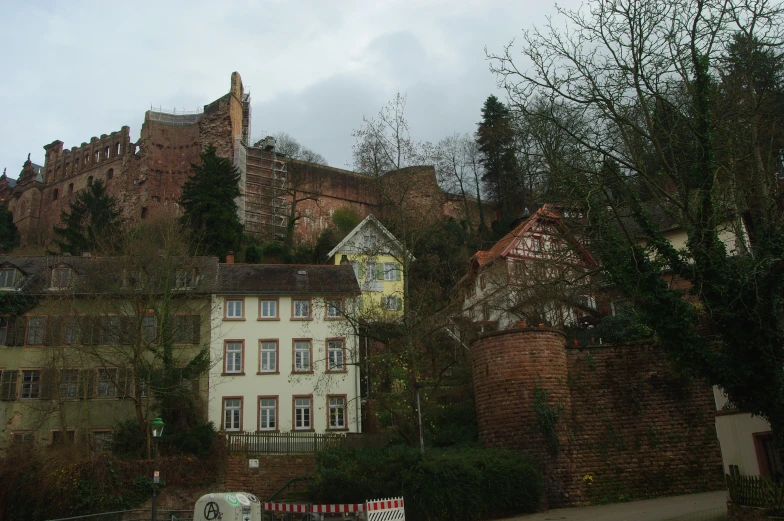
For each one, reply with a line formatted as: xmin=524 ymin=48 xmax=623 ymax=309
xmin=459 ymin=205 xmax=596 ymax=330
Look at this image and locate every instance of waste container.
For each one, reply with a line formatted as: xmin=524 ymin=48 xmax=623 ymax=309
xmin=194 ymin=492 xmax=262 ymax=521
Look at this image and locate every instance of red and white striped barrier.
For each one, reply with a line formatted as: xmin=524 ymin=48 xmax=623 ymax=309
xmin=263 ymin=496 xmax=405 ymax=520
xmin=365 ymin=497 xmax=405 ymax=521
xmin=263 ymin=502 xmax=312 ymax=513
xmin=311 ymin=504 xmax=365 ymax=513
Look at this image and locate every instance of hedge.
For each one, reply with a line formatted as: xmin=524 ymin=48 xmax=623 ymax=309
xmin=309 ymin=446 xmax=543 ymax=521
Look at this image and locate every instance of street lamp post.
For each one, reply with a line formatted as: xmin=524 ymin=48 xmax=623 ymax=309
xmin=150 ymin=417 xmax=165 ymax=521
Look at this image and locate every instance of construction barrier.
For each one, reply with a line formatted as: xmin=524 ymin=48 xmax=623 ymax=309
xmin=260 ymin=497 xmax=404 ymax=521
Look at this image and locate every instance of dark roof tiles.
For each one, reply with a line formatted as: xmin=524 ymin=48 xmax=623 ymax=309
xmin=216 ymin=264 xmax=360 ymax=295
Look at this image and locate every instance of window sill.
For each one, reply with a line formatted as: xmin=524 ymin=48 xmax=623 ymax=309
xmin=293 ymin=428 xmax=315 ymax=432
xmin=326 ymin=369 xmax=348 ymax=374
xmin=257 ymin=317 xmax=280 ymax=321
xmin=290 ymin=317 xmax=312 ymax=321
xmin=223 ymin=318 xmax=246 ymax=321
xmin=291 ymin=370 xmax=314 ymax=375
xmin=256 ymin=371 xmax=280 ymax=375
xmin=327 ymin=427 xmax=349 ymax=432
xmin=257 ymin=429 xmax=279 ymax=433
xmin=325 ymin=317 xmax=345 ymax=321
xmin=222 ymin=372 xmax=246 ymax=376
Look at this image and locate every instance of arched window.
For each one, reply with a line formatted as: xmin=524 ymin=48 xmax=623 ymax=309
xmin=141 ymin=207 xmax=148 ymax=219
xmin=87 ymin=176 xmax=93 ymax=186
xmin=68 ymin=183 xmax=74 ymax=195
xmin=107 ymin=168 xmax=114 ymax=180
xmin=52 ymin=189 xmax=58 ymax=201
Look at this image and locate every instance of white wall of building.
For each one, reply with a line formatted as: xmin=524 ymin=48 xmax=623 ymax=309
xmin=208 ymin=294 xmax=361 ymax=434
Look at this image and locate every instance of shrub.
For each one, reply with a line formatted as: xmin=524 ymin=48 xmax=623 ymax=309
xmin=310 ymin=447 xmax=543 ymax=521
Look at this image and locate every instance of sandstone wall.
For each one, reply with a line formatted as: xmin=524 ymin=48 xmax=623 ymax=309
xmin=471 ymin=328 xmax=725 ymax=507
xmin=224 ymin=455 xmax=317 ymax=500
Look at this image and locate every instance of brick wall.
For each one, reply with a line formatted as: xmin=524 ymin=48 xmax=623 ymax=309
xmin=471 ymin=328 xmax=725 ymax=507
xmin=567 ymin=343 xmax=724 ymax=505
xmin=224 ymin=455 xmax=317 ymax=500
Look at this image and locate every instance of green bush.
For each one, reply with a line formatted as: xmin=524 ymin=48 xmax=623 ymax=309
xmin=310 ymin=447 xmax=543 ymax=521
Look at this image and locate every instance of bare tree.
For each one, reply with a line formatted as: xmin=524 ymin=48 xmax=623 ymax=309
xmin=489 ymin=0 xmax=784 ymax=443
xmin=435 ymin=133 xmax=488 ymax=238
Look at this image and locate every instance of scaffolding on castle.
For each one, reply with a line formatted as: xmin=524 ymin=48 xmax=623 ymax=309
xmin=147 ymin=106 xmax=203 ymax=126
xmin=244 ymin=141 xmax=288 ymax=241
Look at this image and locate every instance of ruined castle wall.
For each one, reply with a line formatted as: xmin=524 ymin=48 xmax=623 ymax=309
xmin=471 ymin=328 xmax=725 ymax=507
xmin=289 ymin=162 xmax=380 ymax=244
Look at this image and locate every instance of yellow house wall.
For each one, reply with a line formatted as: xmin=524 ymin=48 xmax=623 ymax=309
xmin=0 ymin=297 xmax=211 ymax=451
xmin=334 ymin=253 xmax=404 ymax=318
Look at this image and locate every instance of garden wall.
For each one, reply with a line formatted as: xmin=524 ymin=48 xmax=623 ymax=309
xmin=472 ymin=327 xmax=725 ymax=507
xmin=224 ymin=455 xmax=316 ymax=500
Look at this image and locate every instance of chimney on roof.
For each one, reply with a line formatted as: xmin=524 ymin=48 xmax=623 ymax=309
xmin=225 ymin=251 xmax=235 ymax=264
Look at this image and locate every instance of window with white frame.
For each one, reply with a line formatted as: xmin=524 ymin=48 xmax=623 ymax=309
xmin=96 ymin=368 xmax=117 ymax=398
xmin=52 ymin=267 xmax=72 ymax=289
xmin=226 ymin=299 xmax=243 ymax=319
xmin=142 ymin=316 xmax=156 ymax=343
xmin=63 ymin=317 xmax=81 ymax=345
xmin=366 ymin=259 xmax=378 ymax=281
xmin=294 ymin=397 xmax=312 ymax=430
xmin=101 ymin=316 xmax=120 ymax=344
xmin=21 ymin=370 xmax=40 ymax=400
xmin=92 ymin=431 xmax=113 ymax=452
xmin=294 ymin=341 xmax=311 ymax=372
xmin=27 ymin=317 xmax=45 ymax=345
xmin=383 ymin=295 xmax=402 ymax=311
xmin=175 ymin=268 xmax=196 ymax=289
xmin=326 ymin=299 xmax=343 ymax=318
xmin=327 ymin=340 xmax=344 ymax=371
xmin=223 ymin=398 xmax=242 ymax=431
xmin=0 ymin=268 xmax=15 ymax=288
xmin=259 ymin=341 xmax=277 ymax=373
xmin=259 ymin=299 xmax=278 ymax=318
xmin=329 ymin=396 xmax=346 ymax=429
xmin=293 ymin=299 xmax=310 ymax=319
xmin=259 ymin=398 xmax=277 ymax=431
xmin=225 ymin=342 xmax=243 ymax=373
xmin=12 ymin=432 xmax=34 ymax=446
xmin=383 ymin=262 xmax=401 ymax=281
xmin=59 ymin=369 xmax=79 ymax=399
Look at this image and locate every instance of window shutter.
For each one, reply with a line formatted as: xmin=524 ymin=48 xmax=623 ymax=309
xmin=0 ymin=370 xmax=18 ymax=401
xmin=190 ymin=315 xmax=201 ymax=344
xmin=11 ymin=317 xmax=26 ymax=346
xmin=395 ymin=263 xmax=402 ymax=281
xmin=45 ymin=317 xmax=62 ymax=346
xmin=40 ymin=368 xmax=55 ymax=400
xmin=5 ymin=316 xmax=16 ymax=346
xmin=376 ymin=263 xmax=384 ymax=281
xmin=117 ymin=369 xmax=129 ymax=398
xmin=358 ymin=262 xmax=365 ymax=279
xmin=80 ymin=370 xmax=95 ymax=400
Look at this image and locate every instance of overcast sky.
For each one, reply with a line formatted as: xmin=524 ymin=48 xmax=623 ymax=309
xmin=0 ymin=0 xmax=579 ymax=177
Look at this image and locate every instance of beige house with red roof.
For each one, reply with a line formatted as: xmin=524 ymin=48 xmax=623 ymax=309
xmin=460 ymin=205 xmax=596 ymax=330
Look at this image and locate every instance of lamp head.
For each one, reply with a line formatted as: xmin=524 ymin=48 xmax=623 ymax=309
xmin=151 ymin=417 xmax=165 ymax=438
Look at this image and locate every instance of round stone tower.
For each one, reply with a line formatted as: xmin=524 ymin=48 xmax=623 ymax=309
xmin=471 ymin=326 xmax=574 ymax=506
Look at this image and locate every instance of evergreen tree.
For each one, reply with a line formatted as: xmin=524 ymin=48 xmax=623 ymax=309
xmin=0 ymin=204 xmax=19 ymax=253
xmin=53 ymin=179 xmax=123 ymax=255
xmin=179 ymin=144 xmax=243 ymax=260
xmin=476 ymin=95 xmax=520 ymax=223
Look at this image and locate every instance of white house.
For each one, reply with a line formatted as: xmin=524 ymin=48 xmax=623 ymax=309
xmin=208 ymin=262 xmax=362 ymax=434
